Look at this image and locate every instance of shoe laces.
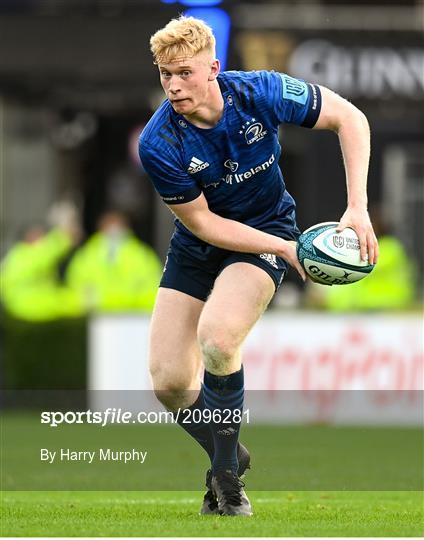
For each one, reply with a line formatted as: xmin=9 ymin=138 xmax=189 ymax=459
xmin=216 ymin=471 xmax=245 ymax=506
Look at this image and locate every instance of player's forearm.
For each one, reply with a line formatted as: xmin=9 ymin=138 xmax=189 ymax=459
xmin=337 ymin=108 xmax=370 ymax=210
xmin=332 ymin=105 xmax=378 ymax=263
xmin=184 ymin=211 xmax=286 ymax=256
xmin=315 ymin=86 xmax=370 ymax=210
xmin=169 ymin=198 xmax=306 ymax=279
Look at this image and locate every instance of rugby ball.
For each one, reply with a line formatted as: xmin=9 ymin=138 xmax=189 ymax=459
xmin=296 ymin=222 xmax=375 ymax=285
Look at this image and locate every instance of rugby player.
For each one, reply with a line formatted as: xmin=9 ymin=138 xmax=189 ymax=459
xmin=139 ymin=16 xmax=378 ymax=516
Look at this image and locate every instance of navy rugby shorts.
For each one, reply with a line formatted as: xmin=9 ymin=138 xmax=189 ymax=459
xmin=160 ymin=226 xmax=300 ymax=302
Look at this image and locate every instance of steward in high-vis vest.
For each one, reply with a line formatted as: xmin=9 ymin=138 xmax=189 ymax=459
xmin=1 ymin=226 xmax=83 ymax=321
xmin=65 ymin=211 xmax=162 ymax=313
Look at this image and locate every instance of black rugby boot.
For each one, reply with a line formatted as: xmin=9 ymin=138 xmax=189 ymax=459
xmin=211 ymin=469 xmax=252 ymax=516
xmin=199 ymin=442 xmax=250 ymax=515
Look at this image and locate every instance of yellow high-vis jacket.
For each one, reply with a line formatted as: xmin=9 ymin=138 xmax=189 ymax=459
xmin=324 ymin=236 xmax=416 ymax=311
xmin=65 ymin=232 xmax=162 ymax=313
xmin=1 ymin=229 xmax=83 ymax=321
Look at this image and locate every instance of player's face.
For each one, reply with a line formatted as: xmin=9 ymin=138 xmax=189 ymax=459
xmin=158 ymin=51 xmax=219 ymax=116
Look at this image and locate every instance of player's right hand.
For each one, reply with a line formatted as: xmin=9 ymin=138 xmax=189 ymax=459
xmin=279 ymin=240 xmax=306 ymax=282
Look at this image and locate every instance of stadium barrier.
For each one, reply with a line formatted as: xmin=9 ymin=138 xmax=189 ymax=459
xmin=89 ymin=312 xmax=423 ymax=425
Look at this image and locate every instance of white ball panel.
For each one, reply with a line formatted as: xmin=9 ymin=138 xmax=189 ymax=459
xmin=312 ymin=227 xmax=369 ymax=267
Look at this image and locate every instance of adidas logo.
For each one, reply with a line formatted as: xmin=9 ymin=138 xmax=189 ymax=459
xmin=217 ymin=427 xmax=236 ymax=436
xmin=187 ymin=156 xmax=210 ymax=174
xmin=260 ymin=253 xmax=278 ymax=269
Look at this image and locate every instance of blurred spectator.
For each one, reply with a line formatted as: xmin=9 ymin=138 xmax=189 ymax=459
xmin=306 ymin=206 xmax=416 ymax=311
xmin=65 ymin=211 xmax=161 ymax=313
xmin=0 ymin=202 xmax=83 ymax=321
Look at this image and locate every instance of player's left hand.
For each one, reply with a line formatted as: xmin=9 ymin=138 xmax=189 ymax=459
xmin=336 ymin=207 xmax=379 ymax=265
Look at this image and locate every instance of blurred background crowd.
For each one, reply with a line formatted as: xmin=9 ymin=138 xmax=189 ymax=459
xmin=0 ymin=0 xmax=422 ymax=389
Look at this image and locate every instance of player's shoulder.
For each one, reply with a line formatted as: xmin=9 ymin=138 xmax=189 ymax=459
xmin=139 ymin=99 xmax=182 ymax=161
xmin=218 ymin=70 xmax=285 ymax=111
xmin=219 ymin=69 xmax=279 ymax=91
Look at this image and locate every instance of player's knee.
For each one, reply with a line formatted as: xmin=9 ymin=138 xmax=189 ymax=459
xmin=197 ymin=329 xmax=238 ymax=373
xmin=149 ymin=365 xmax=197 ymax=410
xmin=149 ymin=364 xmax=191 ymax=393
xmin=150 ymin=373 xmax=191 ymax=409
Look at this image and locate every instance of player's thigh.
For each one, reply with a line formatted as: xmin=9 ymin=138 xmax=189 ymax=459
xmin=197 ymin=262 xmax=275 ymax=357
xmin=149 ymin=287 xmax=204 ymax=389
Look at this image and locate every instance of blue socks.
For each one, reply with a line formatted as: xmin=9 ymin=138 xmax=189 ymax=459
xmin=203 ymin=366 xmax=244 ymax=474
xmin=173 ymin=387 xmax=215 ymax=462
xmin=172 ymin=367 xmax=245 ymax=474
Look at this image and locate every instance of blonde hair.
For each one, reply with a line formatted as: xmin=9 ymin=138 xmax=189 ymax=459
xmin=150 ymin=16 xmax=216 ymax=65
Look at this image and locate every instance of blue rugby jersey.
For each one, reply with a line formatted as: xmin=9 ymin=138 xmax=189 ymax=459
xmin=139 ymin=70 xmax=321 ymax=243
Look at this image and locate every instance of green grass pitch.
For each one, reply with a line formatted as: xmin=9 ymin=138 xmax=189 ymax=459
xmin=1 ymin=413 xmax=423 ymax=536
xmin=2 ymin=490 xmax=423 ymax=537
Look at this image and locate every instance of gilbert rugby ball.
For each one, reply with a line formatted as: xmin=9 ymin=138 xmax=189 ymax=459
xmin=296 ymin=221 xmax=375 ymax=286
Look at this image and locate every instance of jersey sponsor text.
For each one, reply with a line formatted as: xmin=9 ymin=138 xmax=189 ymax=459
xmin=221 ymin=154 xmax=275 ymax=185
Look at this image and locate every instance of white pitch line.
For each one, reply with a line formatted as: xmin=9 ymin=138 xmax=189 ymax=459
xmin=101 ymin=498 xmax=199 ymax=505
xmin=97 ymin=497 xmax=284 ymax=505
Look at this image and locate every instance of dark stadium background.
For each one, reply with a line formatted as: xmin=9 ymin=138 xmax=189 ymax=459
xmin=1 ymin=0 xmax=423 ymax=266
